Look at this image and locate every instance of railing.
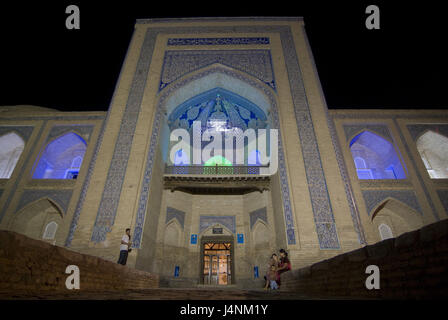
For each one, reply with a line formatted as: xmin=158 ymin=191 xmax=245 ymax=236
xmin=165 ymin=164 xmax=268 ymax=175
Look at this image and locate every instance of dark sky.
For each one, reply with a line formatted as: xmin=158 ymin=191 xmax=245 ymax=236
xmin=0 ymin=1 xmax=446 ymax=112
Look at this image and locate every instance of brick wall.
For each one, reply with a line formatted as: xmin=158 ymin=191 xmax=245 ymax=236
xmin=281 ymin=219 xmax=448 ymax=299
xmin=0 ymin=230 xmax=158 ymax=292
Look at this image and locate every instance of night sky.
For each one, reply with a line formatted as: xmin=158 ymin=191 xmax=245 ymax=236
xmin=0 ymin=1 xmax=446 ymax=112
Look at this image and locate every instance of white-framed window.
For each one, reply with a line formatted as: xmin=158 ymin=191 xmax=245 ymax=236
xmin=42 ymin=221 xmax=58 ymax=240
xmin=354 ymin=156 xmax=367 ymax=169
xmin=378 ymin=223 xmax=393 ymax=240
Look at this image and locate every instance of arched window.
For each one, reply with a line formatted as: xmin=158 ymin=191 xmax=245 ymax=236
xmin=0 ymin=132 xmax=25 ymax=179
xmin=349 ymin=131 xmax=406 ymax=179
xmin=42 ymin=221 xmax=58 ymax=240
xmin=167 ymin=88 xmax=268 ymax=167
xmin=416 ymin=130 xmax=448 ymax=179
xmin=378 ymin=223 xmax=393 ymax=240
xmin=33 ymin=132 xmax=86 ymax=179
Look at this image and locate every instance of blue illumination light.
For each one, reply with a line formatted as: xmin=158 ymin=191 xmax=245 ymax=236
xmin=350 ymin=131 xmax=406 ymax=180
xmin=33 ymin=132 xmax=87 ymax=179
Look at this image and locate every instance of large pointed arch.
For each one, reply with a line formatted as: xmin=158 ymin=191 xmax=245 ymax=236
xmin=349 ymin=130 xmax=406 ymax=179
xmin=370 ymin=197 xmax=423 ymax=239
xmin=32 ymin=131 xmax=87 ymax=179
xmin=9 ymin=197 xmax=64 ymax=241
xmin=416 ymin=130 xmax=448 ymax=179
xmin=130 ymin=63 xmax=298 ymax=248
xmin=0 ymin=131 xmax=25 ymax=179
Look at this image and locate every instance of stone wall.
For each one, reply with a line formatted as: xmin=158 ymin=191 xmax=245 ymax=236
xmin=0 ymin=230 xmax=158 ymax=292
xmin=281 ymin=219 xmax=448 ymax=299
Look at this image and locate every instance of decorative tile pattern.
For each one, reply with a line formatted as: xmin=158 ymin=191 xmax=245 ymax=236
xmin=361 ymin=189 xmax=422 ymax=216
xmin=315 ymin=222 xmax=341 ymax=249
xmin=343 ymin=124 xmax=393 ymax=142
xmin=436 ymin=189 xmax=448 ymax=215
xmin=166 ymin=206 xmax=185 ymax=229
xmin=0 ymin=126 xmax=34 ymax=142
xmin=406 ymin=124 xmax=448 ymax=141
xmin=325 ymin=117 xmax=366 ymax=244
xmin=160 ymin=50 xmax=276 ymax=90
xmin=16 ymin=189 xmax=73 ymax=215
xmin=0 ymin=115 xmax=104 ymax=121
xmin=65 ymin=119 xmax=108 ymax=246
xmin=46 ymin=125 xmax=94 ymax=143
xmin=137 ymin=17 xmax=303 ymax=24
xmin=168 ymin=88 xmax=267 ymax=132
xmin=90 ymin=30 xmax=155 ymax=243
xmin=280 ymin=27 xmax=340 ymax=248
xmin=249 ymin=207 xmax=267 ymax=229
xmin=167 ymin=37 xmax=270 ymax=46
xmin=199 ymin=215 xmax=236 ymax=234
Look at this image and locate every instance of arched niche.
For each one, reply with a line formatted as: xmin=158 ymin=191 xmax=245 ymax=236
xmin=371 ymin=198 xmax=423 ymax=240
xmin=33 ymin=132 xmax=87 ymax=179
xmin=161 ymin=64 xmax=272 ymax=118
xmin=158 ymin=65 xmax=275 ymax=166
xmin=416 ymin=130 xmax=448 ymax=179
xmin=253 ymin=220 xmax=270 ymax=249
xmin=0 ymin=132 xmax=25 ymax=179
xmin=164 ymin=219 xmax=182 ymax=248
xmin=349 ymin=130 xmax=406 ymax=179
xmin=251 ymin=220 xmax=273 ymax=281
xmin=10 ymin=198 xmax=63 ymax=241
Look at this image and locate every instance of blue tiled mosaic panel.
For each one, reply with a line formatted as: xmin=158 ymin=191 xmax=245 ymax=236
xmin=199 ymin=215 xmax=236 ymax=234
xmin=16 ymin=189 xmax=73 ymax=214
xmin=160 ymin=50 xmax=276 ymax=91
xmin=281 ymin=27 xmax=340 ymax=248
xmin=343 ymin=124 xmax=393 ymax=142
xmin=167 ymin=37 xmax=270 ymax=46
xmin=0 ymin=126 xmax=34 ymax=142
xmin=166 ymin=207 xmax=185 ymax=229
xmin=406 ymin=124 xmax=448 ymax=141
xmin=249 ymin=207 xmax=268 ymax=229
xmin=316 ymin=222 xmax=340 ymax=250
xmin=361 ymin=190 xmax=422 ymax=216
xmin=46 ymin=125 xmax=94 ymax=143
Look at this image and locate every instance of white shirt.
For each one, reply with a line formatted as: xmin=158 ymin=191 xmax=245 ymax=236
xmin=120 ymin=234 xmax=130 ymax=251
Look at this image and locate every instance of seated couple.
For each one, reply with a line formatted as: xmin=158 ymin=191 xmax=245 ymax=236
xmin=264 ymin=248 xmax=291 ymax=290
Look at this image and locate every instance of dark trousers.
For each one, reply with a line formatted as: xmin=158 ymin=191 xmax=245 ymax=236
xmin=117 ymin=250 xmax=128 ymax=265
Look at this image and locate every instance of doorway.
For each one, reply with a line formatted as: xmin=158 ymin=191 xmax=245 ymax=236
xmin=200 ymin=236 xmax=235 ymax=285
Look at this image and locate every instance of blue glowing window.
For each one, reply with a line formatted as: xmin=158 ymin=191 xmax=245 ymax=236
xmin=350 ymin=131 xmax=406 ymax=180
xmin=33 ymin=132 xmax=86 ymax=179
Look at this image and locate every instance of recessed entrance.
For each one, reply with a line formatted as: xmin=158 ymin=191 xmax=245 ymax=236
xmin=200 ymin=236 xmax=234 ymax=285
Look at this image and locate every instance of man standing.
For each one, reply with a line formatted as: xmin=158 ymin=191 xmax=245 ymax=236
xmin=117 ymin=228 xmax=132 ymax=265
